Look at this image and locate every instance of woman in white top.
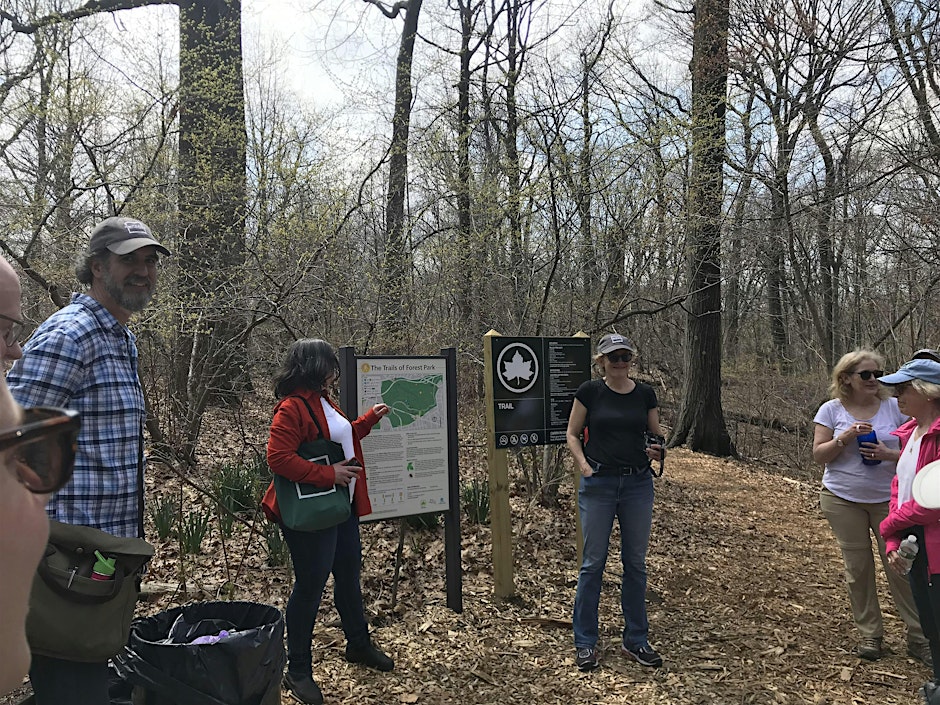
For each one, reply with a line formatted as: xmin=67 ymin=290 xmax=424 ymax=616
xmin=812 ymin=348 xmax=928 ymax=664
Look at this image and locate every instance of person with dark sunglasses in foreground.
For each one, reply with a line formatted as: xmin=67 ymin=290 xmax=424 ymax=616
xmin=812 ymin=349 xmax=930 ymax=665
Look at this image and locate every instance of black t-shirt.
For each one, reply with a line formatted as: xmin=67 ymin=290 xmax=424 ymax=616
xmin=574 ymin=378 xmax=658 ymax=467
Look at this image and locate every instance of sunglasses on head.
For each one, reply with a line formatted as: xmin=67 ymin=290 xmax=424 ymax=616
xmin=854 ymin=370 xmax=883 ymax=380
xmin=1 ymin=407 xmax=80 ymax=494
xmin=606 ymin=352 xmax=634 ymax=363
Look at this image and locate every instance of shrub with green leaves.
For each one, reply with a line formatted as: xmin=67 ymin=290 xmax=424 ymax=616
xmin=150 ymin=494 xmax=178 ymax=540
xmin=178 ymin=510 xmax=211 ymax=555
xmin=461 ymin=477 xmax=490 ymax=524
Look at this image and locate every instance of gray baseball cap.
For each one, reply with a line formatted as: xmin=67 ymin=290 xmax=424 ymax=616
xmin=88 ymin=217 xmax=170 ymax=256
xmin=597 ymin=333 xmax=637 ymax=355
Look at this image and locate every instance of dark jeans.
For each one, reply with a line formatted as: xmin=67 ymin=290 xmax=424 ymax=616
xmin=30 ymin=654 xmax=109 ymax=705
xmin=908 ymin=528 xmax=940 ymax=682
xmin=281 ymin=512 xmax=370 ymax=675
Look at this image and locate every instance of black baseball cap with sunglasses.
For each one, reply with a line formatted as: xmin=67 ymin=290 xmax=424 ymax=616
xmin=3 ymin=407 xmax=80 ymax=494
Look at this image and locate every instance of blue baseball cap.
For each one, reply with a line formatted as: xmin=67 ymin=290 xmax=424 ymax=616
xmin=878 ymin=359 xmax=940 ymax=386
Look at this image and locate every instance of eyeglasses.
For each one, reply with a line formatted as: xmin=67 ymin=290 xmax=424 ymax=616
xmin=855 ymin=370 xmax=884 ymax=380
xmin=0 ymin=312 xmax=25 ymax=347
xmin=1 ymin=407 xmax=80 ymax=493
xmin=606 ymin=352 xmax=634 ymax=363
xmin=893 ymin=382 xmax=913 ymax=397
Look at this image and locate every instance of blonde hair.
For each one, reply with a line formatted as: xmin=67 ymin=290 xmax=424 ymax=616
xmin=593 ymin=349 xmax=640 ymax=373
xmin=829 ymin=348 xmax=889 ymax=402
xmin=911 ymin=379 xmax=940 ymax=402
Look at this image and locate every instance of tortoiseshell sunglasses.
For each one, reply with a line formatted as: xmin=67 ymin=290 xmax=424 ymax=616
xmin=1 ymin=407 xmax=80 ymax=493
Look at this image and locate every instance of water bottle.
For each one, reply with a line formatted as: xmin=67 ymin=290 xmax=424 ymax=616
xmin=857 ymin=429 xmax=881 ymax=465
xmin=898 ymin=535 xmax=919 ymax=575
xmin=91 ymin=550 xmax=116 ymax=581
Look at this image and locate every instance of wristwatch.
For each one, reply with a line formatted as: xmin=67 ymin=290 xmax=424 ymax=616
xmin=835 ymin=437 xmax=845 ymax=447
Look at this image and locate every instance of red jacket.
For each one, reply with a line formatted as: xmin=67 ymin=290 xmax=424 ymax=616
xmin=880 ymin=416 xmax=940 ymax=575
xmin=261 ymin=388 xmax=381 ymax=522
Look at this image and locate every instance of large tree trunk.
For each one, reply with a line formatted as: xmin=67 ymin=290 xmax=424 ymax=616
xmin=175 ymin=0 xmax=248 ymax=460
xmin=670 ymin=0 xmax=735 ymax=457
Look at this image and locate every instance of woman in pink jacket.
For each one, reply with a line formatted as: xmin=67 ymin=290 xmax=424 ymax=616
xmin=879 ymin=359 xmax=940 ymax=703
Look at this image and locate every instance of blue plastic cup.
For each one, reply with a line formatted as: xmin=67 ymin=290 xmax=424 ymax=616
xmin=857 ymin=430 xmax=881 ymax=465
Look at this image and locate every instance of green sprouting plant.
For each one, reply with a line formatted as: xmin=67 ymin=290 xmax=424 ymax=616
xmin=216 ymin=498 xmax=236 ymax=538
xmin=178 ymin=510 xmax=211 ymax=555
xmin=211 ymin=461 xmax=260 ymax=515
xmin=150 ymin=494 xmax=178 ymax=540
xmin=265 ymin=523 xmax=290 ymax=567
xmin=461 ymin=477 xmax=490 ymax=524
xmin=406 ymin=511 xmax=441 ymax=531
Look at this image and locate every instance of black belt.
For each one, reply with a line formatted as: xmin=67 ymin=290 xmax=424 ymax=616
xmin=586 ymin=457 xmax=650 ymax=476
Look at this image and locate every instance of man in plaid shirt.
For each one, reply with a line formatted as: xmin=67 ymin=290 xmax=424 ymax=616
xmin=8 ymin=216 xmax=169 ymax=705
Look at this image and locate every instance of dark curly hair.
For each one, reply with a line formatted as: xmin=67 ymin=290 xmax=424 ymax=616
xmin=273 ymin=338 xmax=340 ymax=398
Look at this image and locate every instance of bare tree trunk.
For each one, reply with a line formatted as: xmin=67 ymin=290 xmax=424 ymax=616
xmin=371 ymin=0 xmax=422 ymax=352
xmin=670 ymin=0 xmax=735 ymax=457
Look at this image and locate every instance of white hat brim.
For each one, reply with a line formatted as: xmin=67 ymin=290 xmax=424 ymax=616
xmin=912 ymin=459 xmax=940 ymax=509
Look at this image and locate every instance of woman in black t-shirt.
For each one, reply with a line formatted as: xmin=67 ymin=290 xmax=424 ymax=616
xmin=566 ymin=333 xmax=664 ymax=672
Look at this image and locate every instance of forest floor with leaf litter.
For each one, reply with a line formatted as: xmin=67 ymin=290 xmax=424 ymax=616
xmin=6 ymin=444 xmax=930 ymax=705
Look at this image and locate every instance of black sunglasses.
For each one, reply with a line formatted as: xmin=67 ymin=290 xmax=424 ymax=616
xmin=0 ymin=312 xmax=25 ymax=347
xmin=1 ymin=407 xmax=80 ymax=493
xmin=893 ymin=382 xmax=913 ymax=397
xmin=606 ymin=352 xmax=634 ymax=363
xmin=855 ymin=370 xmax=884 ymax=380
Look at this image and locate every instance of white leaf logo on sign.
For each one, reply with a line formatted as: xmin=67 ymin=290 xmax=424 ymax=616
xmin=496 ymin=342 xmax=539 ymax=394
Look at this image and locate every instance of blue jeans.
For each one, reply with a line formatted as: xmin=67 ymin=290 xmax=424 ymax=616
xmin=281 ymin=513 xmax=370 ymax=674
xmin=573 ymin=471 xmax=654 ymax=651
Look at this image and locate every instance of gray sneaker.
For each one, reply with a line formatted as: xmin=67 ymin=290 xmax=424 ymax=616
xmin=857 ymin=637 xmax=882 ymax=661
xmin=909 ymin=640 xmax=934 ymax=668
xmin=623 ymin=643 xmax=663 ymax=667
xmin=575 ymin=646 xmax=600 ymax=671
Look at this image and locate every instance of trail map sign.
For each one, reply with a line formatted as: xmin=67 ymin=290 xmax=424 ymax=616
xmin=489 ymin=336 xmax=591 ymax=448
xmin=351 ymin=357 xmax=451 ymax=521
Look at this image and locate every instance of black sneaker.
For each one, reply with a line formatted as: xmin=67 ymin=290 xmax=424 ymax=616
xmin=623 ymin=643 xmax=663 ymax=667
xmin=575 ymin=646 xmax=600 ymax=671
xmin=283 ymin=672 xmax=324 ymax=705
xmin=346 ymin=640 xmax=395 ymax=672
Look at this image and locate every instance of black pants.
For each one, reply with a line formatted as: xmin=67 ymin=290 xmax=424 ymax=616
xmin=30 ymin=654 xmax=109 ymax=705
xmin=907 ymin=527 xmax=940 ymax=685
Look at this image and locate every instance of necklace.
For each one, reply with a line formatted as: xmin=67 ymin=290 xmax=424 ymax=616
xmin=910 ymin=427 xmax=928 ymax=452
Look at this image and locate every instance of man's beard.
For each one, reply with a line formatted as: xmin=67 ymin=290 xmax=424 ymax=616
xmin=102 ymin=268 xmax=153 ymax=312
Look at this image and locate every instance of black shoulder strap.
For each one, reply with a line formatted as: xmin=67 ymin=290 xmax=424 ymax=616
xmin=289 ymin=395 xmax=326 ymax=439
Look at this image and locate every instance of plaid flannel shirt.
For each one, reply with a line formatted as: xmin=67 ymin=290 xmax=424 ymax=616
xmin=7 ymin=293 xmax=146 ymax=538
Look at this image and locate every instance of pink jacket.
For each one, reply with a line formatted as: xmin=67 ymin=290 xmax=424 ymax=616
xmin=880 ymin=416 xmax=940 ymax=575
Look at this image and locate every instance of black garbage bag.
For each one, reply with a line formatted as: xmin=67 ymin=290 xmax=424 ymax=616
xmin=112 ymin=601 xmax=285 ymax=705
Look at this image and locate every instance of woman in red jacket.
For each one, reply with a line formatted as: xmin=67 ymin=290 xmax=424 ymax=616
xmin=261 ymin=339 xmax=391 ymax=705
xmin=878 ymin=359 xmax=940 ymax=703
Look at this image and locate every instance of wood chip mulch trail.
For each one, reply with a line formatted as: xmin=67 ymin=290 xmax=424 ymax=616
xmin=4 ymin=447 xmax=929 ymax=705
